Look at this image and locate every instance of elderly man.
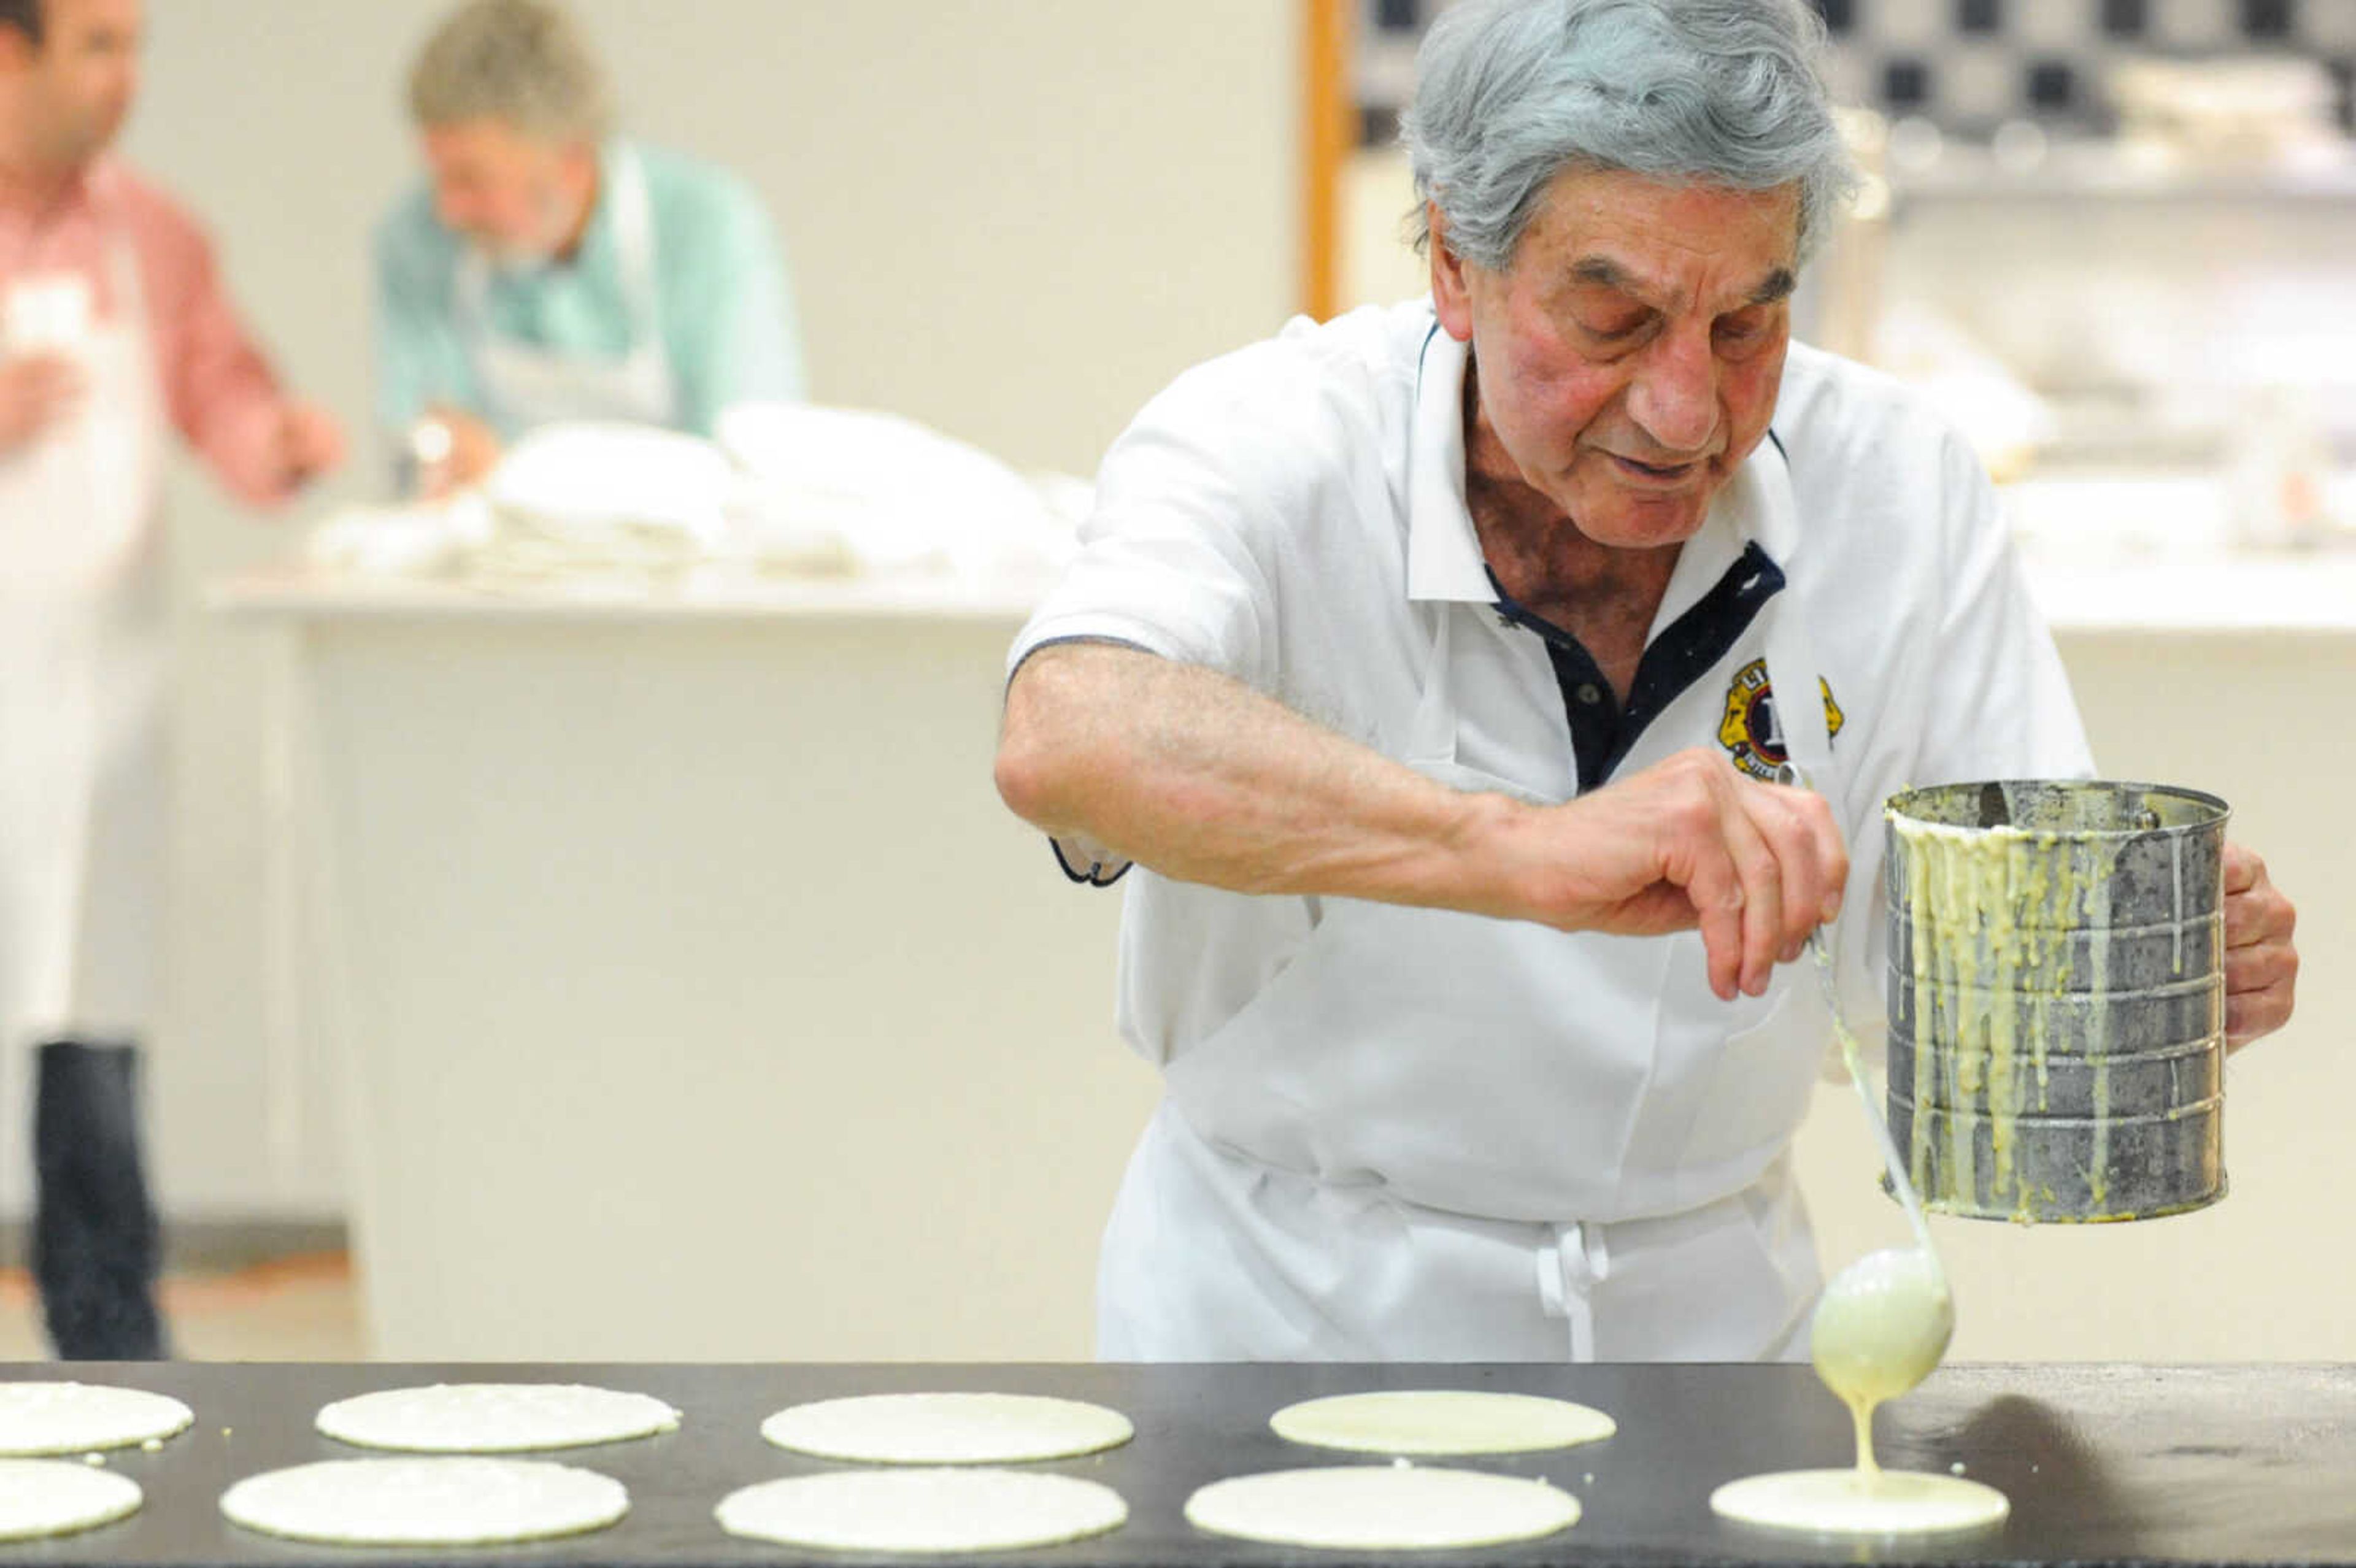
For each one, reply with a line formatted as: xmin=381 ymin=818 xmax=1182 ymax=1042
xmin=0 ymin=0 xmax=343 ymax=1358
xmin=995 ymin=0 xmax=2298 ymax=1363
xmin=375 ymin=0 xmax=803 ymax=492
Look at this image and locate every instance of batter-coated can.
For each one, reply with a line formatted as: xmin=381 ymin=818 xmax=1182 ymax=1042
xmin=1882 ymin=780 xmax=2229 ymax=1223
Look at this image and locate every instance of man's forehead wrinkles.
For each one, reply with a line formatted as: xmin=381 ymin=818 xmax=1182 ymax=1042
xmin=1555 ymin=252 xmax=1795 ymax=312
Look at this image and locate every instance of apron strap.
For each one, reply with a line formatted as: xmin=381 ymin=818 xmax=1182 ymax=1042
xmin=1747 ymin=436 xmax=1879 ymax=1037
xmin=453 ymin=227 xmax=493 ymax=329
xmin=1748 ymin=436 xmax=1834 ymax=783
xmin=606 ymin=145 xmax=663 ymax=353
xmin=1766 ymin=610 xmax=1833 ymax=779
xmin=1402 ymin=600 xmax=1458 ymax=763
xmin=1535 ymin=1220 xmax=1611 ymax=1362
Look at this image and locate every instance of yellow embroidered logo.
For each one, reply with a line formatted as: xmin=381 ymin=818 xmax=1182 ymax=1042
xmin=1717 ymin=658 xmax=1844 ymax=780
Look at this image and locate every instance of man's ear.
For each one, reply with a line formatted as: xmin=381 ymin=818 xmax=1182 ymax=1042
xmin=1428 ymin=201 xmax=1476 ymax=344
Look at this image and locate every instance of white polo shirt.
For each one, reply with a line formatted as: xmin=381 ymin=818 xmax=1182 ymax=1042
xmin=1011 ymin=298 xmax=2092 ymax=1085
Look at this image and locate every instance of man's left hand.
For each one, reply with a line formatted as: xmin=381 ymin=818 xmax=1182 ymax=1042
xmin=275 ymin=401 xmax=346 ymax=489
xmin=2223 ymin=841 xmax=2296 ymax=1051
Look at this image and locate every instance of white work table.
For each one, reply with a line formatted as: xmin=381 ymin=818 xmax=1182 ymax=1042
xmin=2027 ymin=548 xmax=2356 ymax=636
xmin=218 ymin=512 xmax=2356 ymax=1364
xmin=217 ymin=563 xmax=1153 ymax=1361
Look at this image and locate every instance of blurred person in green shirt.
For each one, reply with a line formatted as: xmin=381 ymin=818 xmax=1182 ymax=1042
xmin=375 ymin=0 xmax=805 ymax=493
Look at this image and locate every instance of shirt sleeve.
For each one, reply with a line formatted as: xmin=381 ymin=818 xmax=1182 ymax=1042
xmin=1007 ymin=355 xmax=1292 ymax=690
xmin=372 ymin=193 xmax=477 ymax=441
xmin=664 ymin=174 xmax=806 ymax=434
xmin=1827 ymin=424 xmax=2096 ymax=1060
xmin=1912 ymin=427 xmax=2095 ymax=786
xmin=146 ymin=201 xmax=293 ymax=505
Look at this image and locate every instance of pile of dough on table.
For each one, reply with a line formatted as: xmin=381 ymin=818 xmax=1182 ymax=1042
xmin=304 ymin=405 xmax=1085 ymax=588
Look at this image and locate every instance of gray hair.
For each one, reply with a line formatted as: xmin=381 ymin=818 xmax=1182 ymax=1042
xmin=1403 ymin=0 xmax=1856 ymax=271
xmin=407 ymin=0 xmax=612 ymax=146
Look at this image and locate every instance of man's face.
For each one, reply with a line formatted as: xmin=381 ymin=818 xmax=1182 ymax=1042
xmin=422 ymin=117 xmax=591 ymax=265
xmin=1432 ymin=167 xmax=1800 ymax=551
xmin=9 ymin=0 xmax=142 ymax=170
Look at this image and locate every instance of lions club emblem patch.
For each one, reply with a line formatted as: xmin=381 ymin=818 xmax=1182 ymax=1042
xmin=1717 ymin=658 xmax=1844 ymax=780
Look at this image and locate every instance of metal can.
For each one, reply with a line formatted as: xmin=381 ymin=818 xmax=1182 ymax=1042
xmin=1883 ymin=780 xmax=2229 ymax=1223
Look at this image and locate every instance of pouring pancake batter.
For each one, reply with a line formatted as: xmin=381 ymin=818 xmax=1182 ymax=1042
xmin=994 ymin=0 xmax=2299 ymax=1363
xmin=1713 ymin=950 xmax=2003 ymax=1535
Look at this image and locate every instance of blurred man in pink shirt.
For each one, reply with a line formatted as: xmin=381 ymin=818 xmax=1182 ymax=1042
xmin=0 ymin=0 xmax=343 ymax=1359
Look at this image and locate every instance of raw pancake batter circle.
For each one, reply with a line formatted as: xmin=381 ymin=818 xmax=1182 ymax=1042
xmin=220 ymin=1458 xmax=628 ymax=1545
xmin=0 ymin=1459 xmax=142 ymax=1541
xmin=717 ymin=1468 xmax=1128 ymax=1553
xmin=1711 ymin=1468 xmax=2009 ymax=1537
xmin=1185 ymin=1466 xmax=1580 ymax=1550
xmin=759 ymin=1393 xmax=1133 ymax=1464
xmin=0 ymin=1382 xmax=193 ymax=1455
xmin=1270 ymin=1389 xmax=1615 ymax=1455
xmin=316 ymin=1383 xmax=680 ymax=1452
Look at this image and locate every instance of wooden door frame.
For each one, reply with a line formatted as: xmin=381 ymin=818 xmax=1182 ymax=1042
xmin=1302 ymin=0 xmax=1354 ymax=321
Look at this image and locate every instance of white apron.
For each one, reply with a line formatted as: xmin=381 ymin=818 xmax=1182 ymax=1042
xmin=0 ymin=233 xmax=169 ymax=1051
xmin=1098 ymin=442 xmax=1846 ymax=1362
xmin=455 ymin=144 xmax=679 ymax=431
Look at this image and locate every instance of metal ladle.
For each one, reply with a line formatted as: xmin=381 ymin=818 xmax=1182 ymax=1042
xmin=1777 ymin=764 xmax=1954 ymax=1461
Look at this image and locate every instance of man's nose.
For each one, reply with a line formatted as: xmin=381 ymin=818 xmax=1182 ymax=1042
xmin=1625 ymin=325 xmax=1719 ymax=454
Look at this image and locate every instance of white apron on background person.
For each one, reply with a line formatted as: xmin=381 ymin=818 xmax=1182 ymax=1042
xmin=1096 ymin=439 xmax=1848 ymax=1363
xmin=0 ymin=234 xmax=169 ymax=1055
xmin=453 ymin=144 xmax=680 ymax=432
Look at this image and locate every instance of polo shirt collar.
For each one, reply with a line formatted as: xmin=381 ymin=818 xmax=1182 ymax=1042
xmin=1405 ymin=323 xmax=1492 ymax=604
xmin=1646 ymin=428 xmax=1799 ymax=640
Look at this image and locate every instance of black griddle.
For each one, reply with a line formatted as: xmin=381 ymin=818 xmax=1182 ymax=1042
xmin=4 ymin=1361 xmax=2351 ymax=1567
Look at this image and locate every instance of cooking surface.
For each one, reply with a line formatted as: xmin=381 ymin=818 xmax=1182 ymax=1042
xmin=5 ymin=1361 xmax=2350 ymax=1567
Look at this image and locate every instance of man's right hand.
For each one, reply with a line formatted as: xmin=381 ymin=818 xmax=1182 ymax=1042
xmin=0 ymin=355 xmax=85 ymax=452
xmin=1477 ymin=748 xmax=1848 ymax=1003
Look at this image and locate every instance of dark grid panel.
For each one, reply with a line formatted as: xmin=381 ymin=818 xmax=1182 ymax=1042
xmin=1819 ymin=0 xmax=2356 ymax=134
xmin=1358 ymin=0 xmax=2356 ymax=142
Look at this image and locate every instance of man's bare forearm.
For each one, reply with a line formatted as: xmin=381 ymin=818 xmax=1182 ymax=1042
xmin=995 ymin=642 xmax=1519 ymax=912
xmin=996 ymin=642 xmax=1866 ymax=997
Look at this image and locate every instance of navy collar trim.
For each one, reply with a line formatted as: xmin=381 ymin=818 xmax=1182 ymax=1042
xmin=1487 ymin=540 xmax=1787 ymax=793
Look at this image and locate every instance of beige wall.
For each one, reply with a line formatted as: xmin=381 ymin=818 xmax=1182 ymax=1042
xmin=98 ymin=2 xmax=2346 ymax=1369
xmin=1795 ymin=632 xmax=2356 ymax=1363
xmin=53 ymin=0 xmax=1296 ymax=1224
